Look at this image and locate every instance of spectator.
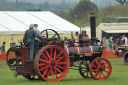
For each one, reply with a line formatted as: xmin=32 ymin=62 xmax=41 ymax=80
xmin=33 ymin=24 xmax=40 ymax=48
xmin=23 ymin=24 xmax=43 ymax=60
xmin=64 ymin=37 xmax=68 ymax=41
xmin=15 ymin=39 xmax=23 ymax=47
xmin=100 ymin=37 xmax=104 ymax=46
xmin=122 ymin=35 xmax=127 ymax=44
xmin=1 ymin=42 xmax=6 ymax=52
xmin=103 ymin=37 xmax=109 ymax=49
xmin=108 ymin=36 xmax=114 ymax=49
xmin=117 ymin=36 xmax=122 ymax=45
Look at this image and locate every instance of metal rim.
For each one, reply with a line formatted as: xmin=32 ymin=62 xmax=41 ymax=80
xmin=35 ymin=46 xmax=70 ymax=82
xmin=90 ymin=57 xmax=112 ymax=80
xmin=79 ymin=61 xmax=92 ymax=79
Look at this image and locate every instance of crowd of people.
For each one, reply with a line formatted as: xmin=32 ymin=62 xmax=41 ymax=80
xmin=101 ymin=35 xmax=128 ymax=49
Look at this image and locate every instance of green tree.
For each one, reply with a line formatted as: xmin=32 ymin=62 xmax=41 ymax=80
xmin=70 ymin=0 xmax=98 ymax=20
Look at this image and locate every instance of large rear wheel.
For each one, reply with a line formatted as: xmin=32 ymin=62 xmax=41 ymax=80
xmin=34 ymin=45 xmax=70 ymax=82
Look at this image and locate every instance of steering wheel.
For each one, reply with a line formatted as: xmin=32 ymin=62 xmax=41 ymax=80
xmin=40 ymin=29 xmax=60 ymax=41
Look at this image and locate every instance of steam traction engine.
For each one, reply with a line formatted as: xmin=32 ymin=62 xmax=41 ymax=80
xmin=114 ymin=44 xmax=128 ymax=65
xmin=6 ymin=13 xmax=112 ymax=82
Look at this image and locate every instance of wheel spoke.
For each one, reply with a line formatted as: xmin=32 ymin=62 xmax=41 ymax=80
xmin=46 ymin=68 xmax=52 ymax=78
xmin=99 ymin=60 xmax=102 ymax=66
xmin=38 ymin=63 xmax=47 ymax=66
xmin=54 ymin=49 xmax=56 ymax=59
xmin=99 ymin=60 xmax=103 ymax=66
xmin=41 ymin=53 xmax=49 ymax=61
xmin=45 ymin=50 xmax=52 ymax=60
xmin=54 ymin=68 xmax=58 ymax=78
xmin=39 ymin=65 xmax=49 ymax=71
xmin=57 ymin=61 xmax=67 ymax=65
xmin=56 ymin=56 xmax=65 ymax=62
xmin=92 ymin=65 xmax=97 ymax=68
xmin=95 ymin=61 xmax=100 ymax=67
xmin=51 ymin=69 xmax=54 ymax=80
xmin=104 ymin=70 xmax=109 ymax=74
xmin=39 ymin=59 xmax=49 ymax=63
xmin=102 ymin=72 xmax=106 ymax=77
xmin=94 ymin=71 xmax=99 ymax=76
xmin=91 ymin=69 xmax=98 ymax=72
xmin=102 ymin=62 xmax=107 ymax=67
xmin=99 ymin=72 xmax=101 ymax=78
xmin=55 ymin=51 xmax=62 ymax=60
xmin=56 ymin=65 xmax=64 ymax=70
xmin=42 ymin=68 xmax=49 ymax=77
xmin=55 ymin=68 xmax=63 ymax=75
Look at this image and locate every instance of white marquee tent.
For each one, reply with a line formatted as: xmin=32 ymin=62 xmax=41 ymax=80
xmin=0 ymin=11 xmax=80 ymax=51
xmin=0 ymin=11 xmax=80 ymax=34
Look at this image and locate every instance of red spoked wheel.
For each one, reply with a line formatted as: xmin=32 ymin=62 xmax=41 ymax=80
xmin=34 ymin=45 xmax=70 ymax=82
xmin=90 ymin=57 xmax=112 ymax=80
xmin=79 ymin=61 xmax=92 ymax=79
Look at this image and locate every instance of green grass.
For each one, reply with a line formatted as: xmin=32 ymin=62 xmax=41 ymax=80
xmin=0 ymin=58 xmax=128 ymax=85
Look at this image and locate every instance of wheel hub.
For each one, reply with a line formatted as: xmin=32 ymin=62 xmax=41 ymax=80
xmin=51 ymin=61 xmax=56 ymax=67
xmin=99 ymin=67 xmax=103 ymax=71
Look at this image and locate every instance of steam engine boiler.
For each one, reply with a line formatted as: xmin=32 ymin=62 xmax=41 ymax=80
xmin=64 ymin=13 xmax=102 ymax=63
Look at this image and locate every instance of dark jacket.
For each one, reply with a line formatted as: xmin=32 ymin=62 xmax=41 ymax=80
xmin=1 ymin=44 xmax=5 ymax=52
xmin=23 ymin=28 xmax=43 ymax=45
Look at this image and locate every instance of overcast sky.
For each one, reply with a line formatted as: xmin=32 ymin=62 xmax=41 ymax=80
xmin=6 ymin=0 xmax=80 ymax=4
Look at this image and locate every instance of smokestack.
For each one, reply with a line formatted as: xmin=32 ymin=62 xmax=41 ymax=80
xmin=90 ymin=13 xmax=97 ymax=45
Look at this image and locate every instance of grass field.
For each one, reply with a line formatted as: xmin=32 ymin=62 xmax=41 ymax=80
xmin=0 ymin=58 xmax=128 ymax=85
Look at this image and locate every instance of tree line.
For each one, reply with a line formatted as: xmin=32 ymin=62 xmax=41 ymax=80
xmin=0 ymin=0 xmax=77 ymax=11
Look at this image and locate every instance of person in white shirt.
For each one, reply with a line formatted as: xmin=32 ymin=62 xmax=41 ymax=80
xmin=122 ymin=35 xmax=127 ymax=44
xmin=33 ymin=24 xmax=41 ymax=48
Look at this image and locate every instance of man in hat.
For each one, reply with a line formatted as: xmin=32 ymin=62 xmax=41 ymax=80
xmin=23 ymin=24 xmax=43 ymax=60
xmin=33 ymin=24 xmax=40 ymax=48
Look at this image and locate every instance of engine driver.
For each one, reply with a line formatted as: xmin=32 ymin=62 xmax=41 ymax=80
xmin=23 ymin=24 xmax=43 ymax=60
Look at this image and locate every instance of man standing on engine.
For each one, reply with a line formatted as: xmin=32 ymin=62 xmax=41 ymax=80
xmin=23 ymin=24 xmax=43 ymax=60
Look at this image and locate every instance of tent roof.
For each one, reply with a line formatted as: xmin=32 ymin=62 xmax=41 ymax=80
xmin=0 ymin=11 xmax=80 ymax=34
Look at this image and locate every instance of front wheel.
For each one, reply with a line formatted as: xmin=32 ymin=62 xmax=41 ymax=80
xmin=90 ymin=57 xmax=112 ymax=80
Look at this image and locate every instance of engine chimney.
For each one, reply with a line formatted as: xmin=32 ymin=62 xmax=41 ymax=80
xmin=90 ymin=13 xmax=97 ymax=45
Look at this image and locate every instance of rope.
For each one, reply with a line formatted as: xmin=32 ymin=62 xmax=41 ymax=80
xmin=0 ymin=24 xmax=12 ymax=31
